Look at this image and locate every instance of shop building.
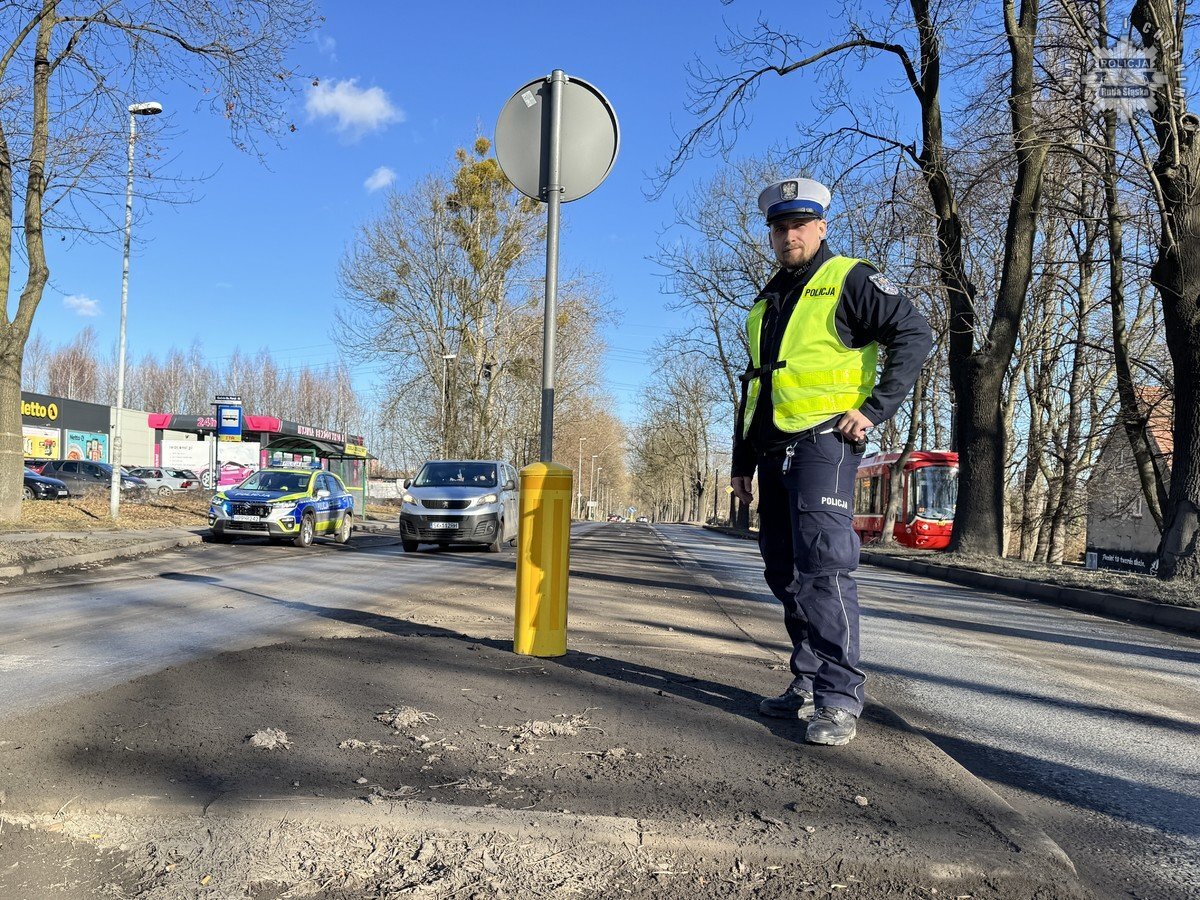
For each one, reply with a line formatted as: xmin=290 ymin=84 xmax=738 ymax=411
xmin=20 ymin=391 xmax=157 ymax=467
xmin=21 ymin=391 xmax=371 ymax=514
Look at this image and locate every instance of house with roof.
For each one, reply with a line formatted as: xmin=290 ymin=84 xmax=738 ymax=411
xmin=1085 ymin=388 xmax=1172 ymax=575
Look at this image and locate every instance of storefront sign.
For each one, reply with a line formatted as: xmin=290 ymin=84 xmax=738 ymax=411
xmin=21 ymin=391 xmax=110 ymax=433
xmin=21 ymin=399 xmax=59 ymax=420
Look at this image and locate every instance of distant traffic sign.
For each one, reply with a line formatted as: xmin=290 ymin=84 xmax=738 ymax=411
xmin=216 ymin=404 xmax=243 ymax=442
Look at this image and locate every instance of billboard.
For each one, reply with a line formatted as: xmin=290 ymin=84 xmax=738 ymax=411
xmin=162 ymin=439 xmax=260 ymax=488
xmin=65 ymin=430 xmax=109 ymax=463
xmin=22 ymin=426 xmax=60 ymax=460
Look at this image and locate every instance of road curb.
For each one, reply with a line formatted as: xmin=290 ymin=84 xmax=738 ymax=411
xmin=701 ymin=525 xmax=1200 ymax=635
xmin=866 ymin=703 xmax=1077 ymax=875
xmin=356 ymin=519 xmax=399 ymax=534
xmin=0 ymin=531 xmax=205 ymax=581
xmin=654 ymin=525 xmax=1077 ymax=879
xmin=0 ymin=792 xmax=1065 ymax=884
xmin=1 ymin=795 xmax=643 ymax=848
xmin=857 ymin=549 xmax=1200 ymax=636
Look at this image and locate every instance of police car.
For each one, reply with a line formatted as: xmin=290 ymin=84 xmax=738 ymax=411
xmin=208 ymin=466 xmax=354 ymax=547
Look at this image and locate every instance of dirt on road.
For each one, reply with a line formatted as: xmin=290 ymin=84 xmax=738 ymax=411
xmin=0 ymin=525 xmax=1090 ymax=900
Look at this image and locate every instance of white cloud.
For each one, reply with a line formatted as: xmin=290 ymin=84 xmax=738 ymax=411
xmin=63 ymin=294 xmax=100 ymax=317
xmin=364 ymin=166 xmax=396 ymax=192
xmin=306 ymin=78 xmax=403 ymax=138
xmin=316 ymin=33 xmax=337 ymax=60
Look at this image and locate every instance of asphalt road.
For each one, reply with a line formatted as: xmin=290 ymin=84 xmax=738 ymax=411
xmin=2 ymin=522 xmax=1196 ymax=899
xmin=0 ymin=524 xmax=614 ymax=721
xmin=655 ymin=524 xmax=1200 ymax=900
xmin=0 ymin=532 xmax=497 ymax=719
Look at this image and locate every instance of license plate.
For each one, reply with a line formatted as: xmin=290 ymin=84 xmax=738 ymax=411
xmin=56 ymin=490 xmax=67 ymax=497
xmin=232 ymin=514 xmax=262 ymax=522
xmin=430 ymin=522 xmax=459 ymax=530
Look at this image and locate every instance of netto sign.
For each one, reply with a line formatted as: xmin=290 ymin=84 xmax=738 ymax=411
xmin=21 ymin=399 xmax=59 ymax=420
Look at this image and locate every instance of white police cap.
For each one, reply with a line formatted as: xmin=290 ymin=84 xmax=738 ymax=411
xmin=758 ymin=177 xmax=831 ymax=223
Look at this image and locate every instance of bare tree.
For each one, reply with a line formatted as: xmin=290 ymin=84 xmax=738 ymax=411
xmin=335 ymin=141 xmax=612 ymax=469
xmin=1129 ymin=0 xmax=1200 ymax=579
xmin=26 ymin=329 xmax=366 ymax=436
xmin=628 ymin=352 xmax=723 ymax=523
xmin=655 ymin=0 xmax=1062 ymax=557
xmin=0 ymin=0 xmax=318 ymax=518
xmin=46 ymin=325 xmax=99 ymax=400
xmin=652 ymin=159 xmax=779 ymax=527
xmin=19 ymin=332 xmax=50 ymax=393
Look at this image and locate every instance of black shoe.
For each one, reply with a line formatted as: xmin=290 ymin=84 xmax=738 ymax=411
xmin=758 ymin=688 xmax=816 ymax=719
xmin=805 ymin=707 xmax=858 ymax=745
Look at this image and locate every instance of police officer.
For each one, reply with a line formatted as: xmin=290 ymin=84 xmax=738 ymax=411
xmin=731 ymin=177 xmax=931 ymax=746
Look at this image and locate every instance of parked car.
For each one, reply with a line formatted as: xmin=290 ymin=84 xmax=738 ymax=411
xmin=398 ymin=459 xmax=518 ymax=553
xmin=127 ymin=467 xmax=201 ymax=496
xmin=23 ymin=467 xmax=69 ymax=500
xmin=208 ymin=467 xmax=354 ymax=547
xmin=39 ymin=459 xmax=147 ymax=496
xmin=635 ymin=515 xmax=650 ymax=524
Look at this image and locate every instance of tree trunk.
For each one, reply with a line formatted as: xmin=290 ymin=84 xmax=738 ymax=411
xmin=0 ymin=332 xmax=24 ymax=520
xmin=0 ymin=3 xmax=54 ymax=522
xmin=1102 ymin=107 xmax=1169 ymax=531
xmin=1034 ymin=473 xmax=1060 ymax=563
xmin=949 ymin=0 xmax=1048 ymax=556
xmin=1132 ymin=0 xmax=1200 ymax=580
xmin=1046 ymin=256 xmax=1093 ymax=565
xmin=1018 ymin=399 xmax=1046 ymax=561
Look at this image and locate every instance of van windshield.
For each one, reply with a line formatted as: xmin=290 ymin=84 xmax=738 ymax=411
xmin=415 ymin=462 xmax=497 ymax=488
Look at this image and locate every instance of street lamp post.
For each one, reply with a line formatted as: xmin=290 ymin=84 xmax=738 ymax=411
xmin=588 ymin=454 xmax=599 ymax=520
xmin=441 ymin=352 xmax=456 ymax=458
xmin=110 ymin=100 xmax=162 ymax=521
xmin=576 ymin=436 xmax=585 ymax=519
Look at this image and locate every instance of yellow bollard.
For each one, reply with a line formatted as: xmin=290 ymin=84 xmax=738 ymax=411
xmin=514 ymin=462 xmax=572 ymax=657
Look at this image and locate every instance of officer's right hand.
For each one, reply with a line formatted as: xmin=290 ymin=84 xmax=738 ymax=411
xmin=731 ymin=476 xmax=754 ymax=505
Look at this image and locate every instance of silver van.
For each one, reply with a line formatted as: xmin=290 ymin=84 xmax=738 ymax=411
xmin=399 ymin=459 xmax=519 ymax=553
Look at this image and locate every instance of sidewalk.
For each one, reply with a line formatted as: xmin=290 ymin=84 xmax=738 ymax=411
xmin=0 ymin=526 xmax=206 ymax=580
xmin=0 ymin=523 xmax=1088 ymax=899
xmin=705 ymin=523 xmax=1200 ymax=635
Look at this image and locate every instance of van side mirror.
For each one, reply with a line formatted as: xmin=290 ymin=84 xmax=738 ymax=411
xmin=400 ymin=478 xmax=409 ymax=489
xmin=504 ymin=480 xmax=515 ymax=491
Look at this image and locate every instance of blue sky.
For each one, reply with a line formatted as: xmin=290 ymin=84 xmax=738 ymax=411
xmin=27 ymin=1 xmax=854 ymax=421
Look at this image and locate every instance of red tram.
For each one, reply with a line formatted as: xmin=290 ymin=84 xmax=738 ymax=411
xmin=852 ymin=451 xmax=958 ymax=550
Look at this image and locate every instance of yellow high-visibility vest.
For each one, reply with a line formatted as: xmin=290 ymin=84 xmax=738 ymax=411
xmin=743 ymin=256 xmax=878 ymax=437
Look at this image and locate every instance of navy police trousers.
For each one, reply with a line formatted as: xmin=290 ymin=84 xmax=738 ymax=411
xmin=756 ymin=426 xmax=866 ymax=716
